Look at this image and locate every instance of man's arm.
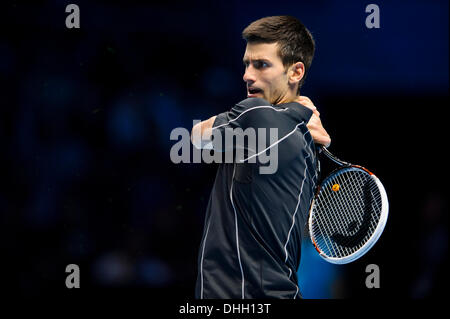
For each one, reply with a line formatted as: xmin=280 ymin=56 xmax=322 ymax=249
xmin=191 ymin=96 xmax=331 ymax=150
xmin=191 ymin=115 xmax=217 ymax=149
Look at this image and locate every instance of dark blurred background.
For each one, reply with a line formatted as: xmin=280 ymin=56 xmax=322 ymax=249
xmin=1 ymin=0 xmax=448 ymax=301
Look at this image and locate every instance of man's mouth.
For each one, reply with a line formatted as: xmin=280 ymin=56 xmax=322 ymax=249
xmin=247 ymin=87 xmax=263 ymax=97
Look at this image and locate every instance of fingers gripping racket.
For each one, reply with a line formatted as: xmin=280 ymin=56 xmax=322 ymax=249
xmin=308 ymin=146 xmax=389 ymax=264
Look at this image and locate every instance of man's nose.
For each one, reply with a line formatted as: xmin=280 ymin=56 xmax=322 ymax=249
xmin=243 ymin=66 xmax=256 ymax=84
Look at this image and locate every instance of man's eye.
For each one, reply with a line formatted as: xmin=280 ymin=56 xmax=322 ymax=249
xmin=255 ymin=61 xmax=268 ymax=69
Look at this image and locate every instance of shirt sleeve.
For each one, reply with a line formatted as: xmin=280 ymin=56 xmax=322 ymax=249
xmin=211 ymin=97 xmax=272 ymax=153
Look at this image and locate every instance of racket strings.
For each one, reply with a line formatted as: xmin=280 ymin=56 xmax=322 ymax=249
xmin=311 ymin=167 xmax=383 ymax=259
xmin=314 ymin=172 xmax=366 ymax=256
xmin=317 ymin=172 xmax=380 ymax=253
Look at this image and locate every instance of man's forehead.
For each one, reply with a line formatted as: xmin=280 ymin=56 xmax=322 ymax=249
xmin=243 ymin=42 xmax=280 ymax=61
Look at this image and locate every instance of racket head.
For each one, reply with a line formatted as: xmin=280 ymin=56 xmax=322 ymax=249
xmin=308 ymin=166 xmax=389 ymax=264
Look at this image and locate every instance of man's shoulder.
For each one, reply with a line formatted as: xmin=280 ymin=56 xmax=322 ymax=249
xmin=232 ymin=98 xmax=277 ymax=121
xmin=235 ymin=97 xmax=272 ymax=108
xmin=229 ymin=98 xmax=289 ymax=128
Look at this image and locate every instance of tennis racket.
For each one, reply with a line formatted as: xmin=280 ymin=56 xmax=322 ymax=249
xmin=308 ymin=146 xmax=389 ymax=264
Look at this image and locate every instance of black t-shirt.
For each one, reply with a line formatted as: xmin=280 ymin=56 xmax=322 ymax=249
xmin=195 ymin=98 xmax=318 ymax=299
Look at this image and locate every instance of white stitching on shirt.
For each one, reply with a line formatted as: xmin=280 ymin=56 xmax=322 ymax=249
xmin=199 ymin=218 xmax=211 ymax=299
xmin=283 ymin=129 xmax=314 ymax=299
xmin=230 ymin=164 xmax=245 ymax=299
xmin=239 ymin=121 xmax=305 ymax=163
xmin=211 ymin=105 xmax=288 ymax=130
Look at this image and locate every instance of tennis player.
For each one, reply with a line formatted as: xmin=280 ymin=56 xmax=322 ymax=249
xmin=191 ymin=16 xmax=331 ymax=299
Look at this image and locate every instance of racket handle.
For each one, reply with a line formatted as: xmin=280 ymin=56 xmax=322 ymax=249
xmin=320 ymin=146 xmax=352 ymax=167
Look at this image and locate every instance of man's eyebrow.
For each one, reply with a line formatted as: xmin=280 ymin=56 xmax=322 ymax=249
xmin=243 ymin=58 xmax=271 ymax=64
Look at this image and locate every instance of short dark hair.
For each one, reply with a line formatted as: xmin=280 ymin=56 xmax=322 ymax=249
xmin=242 ymin=15 xmax=315 ymax=93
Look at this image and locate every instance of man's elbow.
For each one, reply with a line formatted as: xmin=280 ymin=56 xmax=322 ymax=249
xmin=191 ymin=117 xmax=216 ymax=150
xmin=191 ymin=124 xmax=201 ymax=149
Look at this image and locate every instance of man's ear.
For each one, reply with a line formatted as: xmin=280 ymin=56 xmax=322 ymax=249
xmin=288 ymin=62 xmax=305 ymax=86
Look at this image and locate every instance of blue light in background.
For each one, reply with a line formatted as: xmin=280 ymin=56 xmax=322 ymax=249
xmin=297 ymin=239 xmax=343 ymax=299
xmin=107 ymin=101 xmax=146 ymax=150
xmin=230 ymin=0 xmax=449 ymax=96
xmin=202 ymin=67 xmax=237 ymax=97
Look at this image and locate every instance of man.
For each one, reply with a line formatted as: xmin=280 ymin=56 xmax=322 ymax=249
xmin=191 ymin=16 xmax=331 ymax=299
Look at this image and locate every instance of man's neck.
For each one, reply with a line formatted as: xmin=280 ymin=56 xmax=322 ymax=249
xmin=274 ymin=93 xmax=299 ymax=105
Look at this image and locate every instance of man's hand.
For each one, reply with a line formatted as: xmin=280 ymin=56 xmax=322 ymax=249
xmin=296 ymin=96 xmax=331 ymax=148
